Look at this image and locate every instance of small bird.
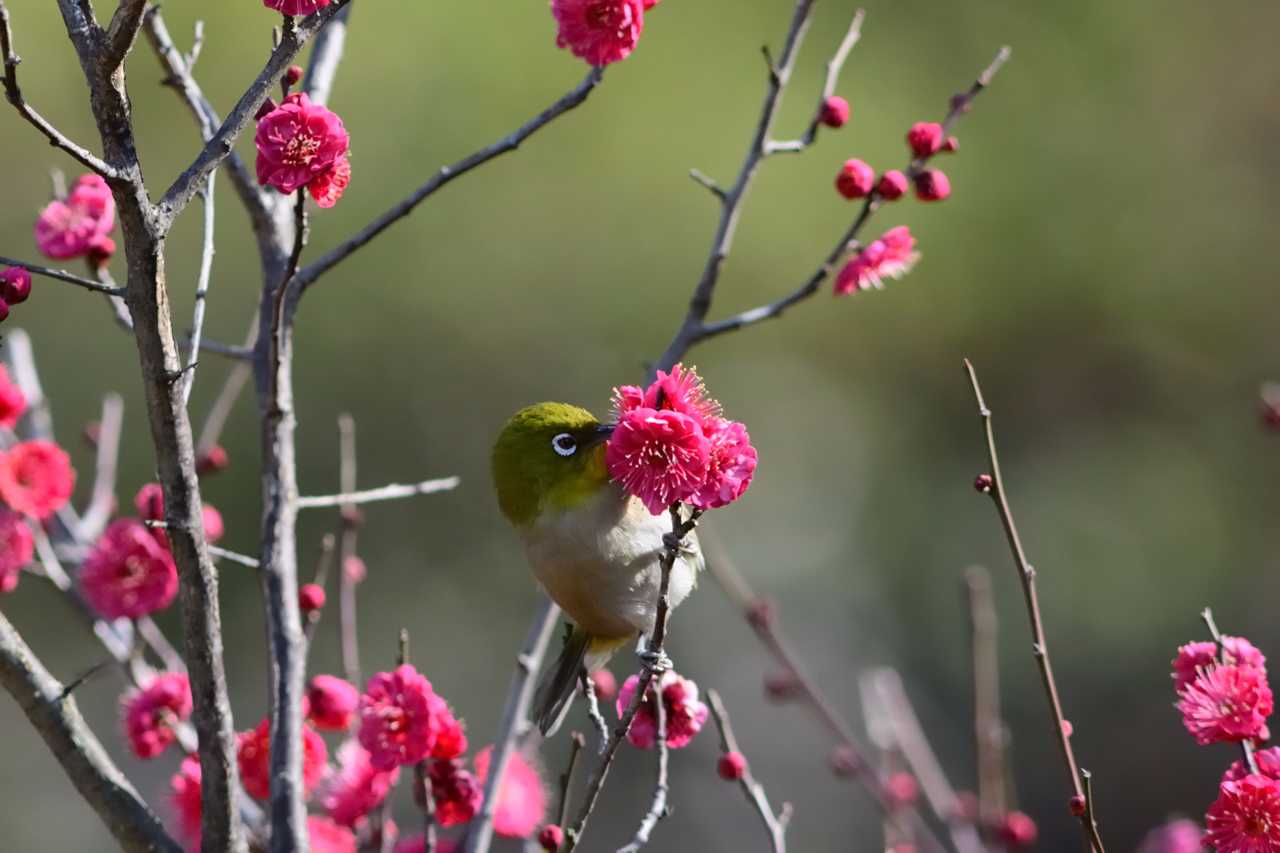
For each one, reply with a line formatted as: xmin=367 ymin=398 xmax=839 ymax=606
xmin=492 ymin=402 xmax=703 ymax=734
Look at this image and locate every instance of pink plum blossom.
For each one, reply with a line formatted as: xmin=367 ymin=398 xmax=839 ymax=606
xmin=605 ymin=408 xmax=709 ymax=515
xmin=321 ymin=740 xmax=400 ymax=828
xmin=307 ymin=674 xmax=360 ymax=731
xmin=551 ymin=0 xmax=645 ymax=66
xmin=474 ymin=745 xmax=548 ymax=838
xmin=616 ymin=670 xmax=708 ymax=750
xmin=688 ymin=417 xmax=757 ymax=510
xmin=34 ymin=174 xmax=115 ymax=260
xmin=1178 ymin=664 xmax=1273 ymax=746
xmin=834 ymin=226 xmax=920 ymax=295
xmin=122 ymin=672 xmax=192 ymax=759
xmin=0 ymin=508 xmax=33 ymax=594
xmin=358 ymin=664 xmax=453 ymax=770
xmin=80 ymin=519 xmax=178 ymax=619
xmin=1205 ymin=775 xmax=1280 ymax=852
xmin=237 ymin=717 xmax=328 ymax=801
xmin=0 ymin=439 xmax=75 ymax=519
xmin=255 ymin=93 xmax=350 ymax=198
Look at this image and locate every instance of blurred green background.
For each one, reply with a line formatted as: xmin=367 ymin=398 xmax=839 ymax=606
xmin=2 ymin=0 xmax=1279 ymax=850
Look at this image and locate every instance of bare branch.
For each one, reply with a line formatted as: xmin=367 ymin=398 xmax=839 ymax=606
xmin=181 ymin=177 xmax=217 ymax=406
xmin=291 ymin=66 xmax=605 ymax=295
xmin=765 ymin=9 xmax=864 ymax=154
xmin=556 ymin=732 xmax=587 ymax=827
xmin=155 ymin=0 xmax=353 ymax=227
xmin=297 ymin=476 xmax=460 ymax=509
xmin=196 ymin=319 xmax=257 ymax=455
xmin=0 ymin=255 xmax=125 ymax=296
xmin=77 ymin=392 xmax=124 ymax=542
xmin=301 ymin=2 xmax=352 ymax=106
xmin=617 ymin=695 xmax=670 ymax=853
xmin=0 ymin=2 xmax=119 ymax=178
xmin=102 ymin=0 xmax=147 ymax=70
xmin=0 ymin=611 xmax=183 ymax=853
xmin=706 ymin=689 xmax=790 ymax=853
xmin=688 ymin=168 xmax=726 ymax=201
xmin=583 ymin=673 xmax=609 ymax=753
xmin=141 ymin=8 xmax=275 ymax=238
xmin=463 ymin=594 xmax=561 ymax=853
xmin=337 ymin=413 xmax=362 ymax=686
xmin=649 ymin=0 xmax=819 ymax=376
xmin=963 ymin=359 xmax=1103 ymax=852
xmin=667 ymin=46 xmax=1012 ymax=361
xmin=194 ymin=338 xmax=253 ymax=360
xmin=4 ymin=328 xmax=54 ymax=437
xmin=965 ymin=565 xmax=1008 ymax=825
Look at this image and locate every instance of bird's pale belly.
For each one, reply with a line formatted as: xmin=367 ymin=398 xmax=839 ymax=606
xmin=521 ymin=488 xmax=700 ymax=640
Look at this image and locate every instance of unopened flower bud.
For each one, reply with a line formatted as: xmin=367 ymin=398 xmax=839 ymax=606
xmin=717 ymin=751 xmax=747 ymax=780
xmin=829 ymin=744 xmax=861 ymax=778
xmin=876 ymin=170 xmax=909 ymax=201
xmin=1061 ymin=719 xmax=1073 ymax=737
xmin=973 ymin=473 xmax=993 ymax=493
xmin=835 ymin=159 xmax=875 ymax=200
xmin=197 ymin=445 xmax=230 ymax=476
xmin=819 ymin=96 xmax=850 ymax=128
xmin=884 ymin=772 xmax=919 ymax=810
xmin=746 ymin=598 xmax=775 ymax=630
xmin=0 ymin=266 xmax=32 ymax=305
xmin=538 ymin=824 xmax=565 ymax=851
xmin=299 ymin=583 xmax=326 ymax=613
xmin=87 ymin=236 xmax=115 ymax=269
xmin=997 ymin=811 xmax=1039 ymax=847
xmin=82 ymin=421 xmax=102 ymax=448
xmin=942 ymin=136 xmax=959 ymax=153
xmin=763 ymin=669 xmax=802 ymax=701
xmin=914 ymin=169 xmax=951 ymax=202
xmin=1069 ymin=795 xmax=1087 ymax=817
xmin=906 ymin=122 xmax=944 ymax=157
xmin=0 ymin=299 xmax=10 ymax=323
xmin=343 ymin=555 xmax=367 ymax=583
xmin=284 ymin=65 xmax=304 ymax=87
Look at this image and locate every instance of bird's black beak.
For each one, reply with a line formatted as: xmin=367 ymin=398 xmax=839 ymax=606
xmin=585 ymin=422 xmax=615 ymax=447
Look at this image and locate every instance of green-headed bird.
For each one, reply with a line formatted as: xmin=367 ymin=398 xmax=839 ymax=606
xmin=492 ymin=402 xmax=703 ymax=734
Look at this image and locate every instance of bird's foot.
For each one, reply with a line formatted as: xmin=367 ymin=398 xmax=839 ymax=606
xmin=639 ymin=648 xmax=673 ymax=674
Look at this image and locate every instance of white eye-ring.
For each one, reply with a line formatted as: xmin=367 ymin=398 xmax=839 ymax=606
xmin=552 ymin=433 xmax=577 ymax=457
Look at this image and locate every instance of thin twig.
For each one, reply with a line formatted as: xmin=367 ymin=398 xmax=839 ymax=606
xmin=0 ymin=255 xmax=124 ymax=296
xmin=303 ymin=534 xmax=337 ymax=644
xmin=195 ymin=320 xmax=257 ymax=455
xmin=707 ymin=689 xmax=790 ymax=853
xmin=650 ymin=0 xmax=820 ymax=376
xmin=301 ymin=2 xmax=352 ymax=106
xmin=965 ymin=565 xmax=1008 ymax=825
xmin=1081 ymin=770 xmax=1105 ymax=852
xmin=77 ymin=392 xmax=124 ymax=542
xmin=765 ymin=9 xmax=865 ymax=154
xmin=337 ymin=413 xmax=362 ymax=686
xmin=181 ymin=175 xmax=217 ymax=406
xmin=963 ymin=359 xmax=1102 ymax=852
xmin=564 ymin=506 xmax=700 ymax=852
xmin=583 ymin=673 xmax=609 ymax=754
xmin=0 ymin=611 xmax=183 ymax=852
xmin=291 ymin=67 xmax=605 ymax=297
xmin=617 ymin=695 xmax=670 ymax=853
xmin=0 ymin=2 xmax=118 ymax=178
xmin=296 ymin=476 xmax=461 ymax=509
xmin=463 ymin=594 xmax=561 ymax=853
xmin=675 ymin=46 xmax=1012 ymax=358
xmin=557 ymin=732 xmax=587 ymax=827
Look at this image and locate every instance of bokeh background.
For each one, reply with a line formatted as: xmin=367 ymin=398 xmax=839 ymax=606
xmin=2 ymin=0 xmax=1279 ymax=850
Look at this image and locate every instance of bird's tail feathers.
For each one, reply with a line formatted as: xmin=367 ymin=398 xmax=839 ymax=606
xmin=533 ymin=629 xmax=630 ymax=737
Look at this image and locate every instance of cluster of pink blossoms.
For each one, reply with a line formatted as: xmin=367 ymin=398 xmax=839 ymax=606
xmin=255 ymin=92 xmax=351 ymax=207
xmin=605 ymin=364 xmax=757 ymax=516
xmin=262 ymin=0 xmax=331 ymax=16
xmin=550 ymin=0 xmax=661 ymax=67
xmin=1169 ymin=633 xmax=1280 ymax=850
xmin=35 ymin=173 xmax=116 ymax=263
xmin=616 ymin=670 xmax=709 ymax=750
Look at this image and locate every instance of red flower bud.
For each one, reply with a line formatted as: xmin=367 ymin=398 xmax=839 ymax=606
xmin=835 ymin=159 xmax=875 ymax=200
xmin=197 ymin=445 xmax=230 ymax=476
xmin=284 ymin=65 xmax=304 ymax=87
xmin=538 ymin=824 xmax=565 ymax=851
xmin=876 ymin=170 xmax=909 ymax=201
xmin=0 ymin=266 xmax=32 ymax=305
xmin=942 ymin=136 xmax=959 ymax=153
xmin=717 ymin=751 xmax=748 ymax=780
xmin=255 ymin=98 xmax=279 ymax=121
xmin=819 ymin=96 xmax=850 ymax=128
xmin=914 ymin=169 xmax=951 ymax=202
xmin=1069 ymin=795 xmax=1087 ymax=817
xmin=299 ymin=583 xmax=326 ymax=613
xmin=590 ymin=668 xmax=618 ymax=703
xmin=973 ymin=473 xmax=993 ymax=493
xmin=906 ymin=122 xmax=944 ymax=158
xmin=829 ymin=745 xmax=861 ymax=778
xmin=763 ymin=669 xmax=802 ymax=702
xmin=884 ymin=772 xmax=919 ymax=810
xmin=0 ymin=298 xmax=12 ymax=323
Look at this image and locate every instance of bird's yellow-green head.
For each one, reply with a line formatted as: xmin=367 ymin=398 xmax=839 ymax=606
xmin=491 ymin=402 xmax=614 ymax=527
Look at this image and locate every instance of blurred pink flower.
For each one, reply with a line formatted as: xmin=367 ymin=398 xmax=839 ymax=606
xmin=474 ymin=745 xmax=548 ymax=839
xmin=551 ymin=0 xmax=645 ymax=66
xmin=1136 ymin=818 xmax=1204 ymax=853
xmin=688 ymin=417 xmax=757 ymax=510
xmin=81 ymin=519 xmax=178 ymax=619
xmin=263 ymin=0 xmax=332 ymax=15
xmin=34 ymin=174 xmax=115 ymax=260
xmin=1205 ymin=774 xmax=1280 ymax=851
xmin=617 ymin=670 xmax=708 ymax=750
xmin=320 ymin=740 xmax=399 ymax=828
xmin=255 ymin=93 xmax=350 ymax=196
xmin=237 ymin=718 xmax=328 ymax=801
xmin=1179 ymin=664 xmax=1273 ymax=746
xmin=135 ymin=482 xmax=224 ymax=547
xmin=0 ymin=439 xmax=75 ymax=519
xmin=122 ymin=672 xmax=191 ymax=759
xmin=884 ymin=772 xmax=919 ymax=810
xmin=605 ymin=408 xmax=709 ymax=515
xmin=996 ymin=811 xmax=1038 ymax=847
xmin=307 ymin=815 xmax=356 ymax=853
xmin=169 ymin=754 xmax=202 ymax=844
xmin=834 ymin=226 xmax=919 ymax=296
xmin=429 ymin=759 xmax=484 ymax=827
xmin=0 ymin=508 xmax=33 ymax=594
xmin=307 ymin=675 xmax=360 ymax=731
xmin=358 ymin=664 xmax=452 ymax=770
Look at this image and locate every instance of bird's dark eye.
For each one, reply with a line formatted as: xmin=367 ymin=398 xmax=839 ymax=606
xmin=552 ymin=433 xmax=577 ymax=457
